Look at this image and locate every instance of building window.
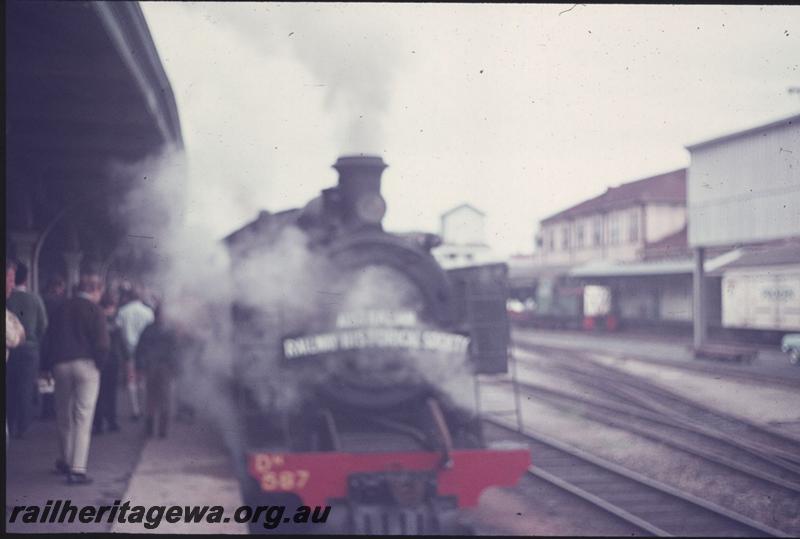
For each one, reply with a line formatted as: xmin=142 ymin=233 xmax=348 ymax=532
xmin=576 ymin=224 xmax=585 ymax=248
xmin=561 ymin=226 xmax=570 ymax=250
xmin=609 ymin=214 xmax=620 ymax=245
xmin=629 ymin=209 xmax=639 ymax=243
xmin=548 ymin=230 xmax=555 ymax=251
xmin=593 ymin=217 xmax=603 ymax=246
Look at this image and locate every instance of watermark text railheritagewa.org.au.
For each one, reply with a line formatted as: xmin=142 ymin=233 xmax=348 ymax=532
xmin=8 ymin=500 xmax=331 ymax=530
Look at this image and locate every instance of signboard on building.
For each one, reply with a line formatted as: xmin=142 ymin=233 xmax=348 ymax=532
xmin=722 ymin=267 xmax=800 ymax=331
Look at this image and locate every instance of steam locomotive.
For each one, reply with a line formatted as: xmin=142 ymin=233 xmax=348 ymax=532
xmin=223 ymin=156 xmax=529 ymax=534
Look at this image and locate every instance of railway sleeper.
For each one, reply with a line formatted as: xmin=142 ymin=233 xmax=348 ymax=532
xmin=571 ymin=487 xmax=671 ymax=505
xmin=626 ymin=502 xmax=712 ymax=517
xmin=665 ymin=513 xmax=771 ymax=535
xmin=566 ymin=480 xmax=638 ymax=493
xmin=605 ymin=503 xmax=686 ymax=519
xmin=531 ymin=455 xmax=584 ymax=467
xmin=598 ymin=491 xmax=681 ymax=507
xmin=677 ymin=523 xmax=767 ymax=538
xmin=529 ymin=446 xmax=579 ymax=458
xmin=567 ymin=475 xmax=643 ymax=488
xmin=551 ymin=478 xmax=635 ymax=493
xmin=600 ymin=498 xmax=682 ymax=512
xmin=534 ymin=464 xmax=616 ymax=479
xmin=674 ymin=513 xmax=751 ymax=527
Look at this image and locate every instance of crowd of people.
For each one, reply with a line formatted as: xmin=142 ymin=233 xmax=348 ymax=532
xmin=5 ymin=260 xmax=198 ymax=485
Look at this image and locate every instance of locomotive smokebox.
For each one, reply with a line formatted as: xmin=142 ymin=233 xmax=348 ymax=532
xmin=333 ymin=155 xmax=388 ymax=227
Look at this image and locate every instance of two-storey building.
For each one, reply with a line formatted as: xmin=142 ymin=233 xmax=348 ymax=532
xmin=511 ymin=169 xmax=693 ymax=330
xmin=535 ymin=169 xmax=687 ymax=266
xmin=514 ymin=113 xmax=800 ymax=340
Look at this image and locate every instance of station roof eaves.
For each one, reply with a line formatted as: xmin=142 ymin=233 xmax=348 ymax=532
xmin=93 ymin=1 xmax=183 ymax=149
xmin=708 ymin=242 xmax=800 ymax=274
xmin=507 ymin=259 xmax=574 ymax=281
xmin=569 ymin=259 xmax=693 ymax=278
xmin=541 ymin=168 xmax=687 ymax=225
xmin=569 ymin=250 xmax=739 ymax=278
xmin=685 ymin=113 xmax=800 ymax=153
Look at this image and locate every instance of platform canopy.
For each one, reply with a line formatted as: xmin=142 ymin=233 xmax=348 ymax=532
xmin=6 ymin=0 xmax=183 ymax=291
xmin=568 ymin=250 xmax=742 ymax=279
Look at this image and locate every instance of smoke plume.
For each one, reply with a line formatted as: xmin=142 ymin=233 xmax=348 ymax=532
xmin=205 ymin=3 xmax=408 ymax=154
xmin=112 ymin=131 xmax=475 ymax=483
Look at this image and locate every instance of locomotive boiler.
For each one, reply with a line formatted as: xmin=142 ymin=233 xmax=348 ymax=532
xmin=223 ymin=155 xmax=529 ymax=534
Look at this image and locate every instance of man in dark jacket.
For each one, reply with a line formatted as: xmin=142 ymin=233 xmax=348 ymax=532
xmin=93 ymin=294 xmax=127 ymax=434
xmin=42 ymin=274 xmax=66 ymax=320
xmin=39 ymin=275 xmax=66 ymax=420
xmin=6 ymin=262 xmax=48 ymax=439
xmin=135 ymin=303 xmax=180 ymax=439
xmin=41 ymin=271 xmax=109 ymax=485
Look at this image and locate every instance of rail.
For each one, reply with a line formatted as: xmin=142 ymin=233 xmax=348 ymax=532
xmin=484 ymin=417 xmax=788 ymax=537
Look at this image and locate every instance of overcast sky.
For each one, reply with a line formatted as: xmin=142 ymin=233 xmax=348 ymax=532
xmin=141 ymin=3 xmax=800 ymax=255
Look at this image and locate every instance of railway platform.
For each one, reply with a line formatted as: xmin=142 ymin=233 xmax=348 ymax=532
xmin=4 ymin=393 xmax=244 ymax=534
xmin=5 ymin=396 xmax=145 ymax=533
xmin=3 ymin=392 xmax=553 ymax=535
xmin=110 ymin=419 xmax=245 ymax=534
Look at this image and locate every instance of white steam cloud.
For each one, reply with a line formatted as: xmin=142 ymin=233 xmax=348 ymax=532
xmin=110 ymin=0 xmax=475 ymax=453
xmin=110 ymin=149 xmax=245 ymax=465
xmin=111 ymin=147 xmax=478 ymax=426
xmin=200 ymin=3 xmax=408 ymax=155
xmin=281 ymin=7 xmax=404 ymax=154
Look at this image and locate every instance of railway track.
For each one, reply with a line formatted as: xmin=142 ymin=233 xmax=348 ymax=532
xmin=512 ymin=343 xmax=800 ymax=465
xmin=490 ymin=372 xmax=800 ymax=493
xmin=513 ymin=336 xmax=800 ymax=390
xmin=484 ymin=418 xmax=789 ymax=537
xmin=514 ymin=361 xmax=800 ymax=479
xmin=559 ymin=365 xmax=800 ymax=465
xmin=555 ymin=361 xmax=800 ymax=466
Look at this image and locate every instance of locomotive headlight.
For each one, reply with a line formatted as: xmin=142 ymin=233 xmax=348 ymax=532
xmin=355 ymin=192 xmax=387 ymax=224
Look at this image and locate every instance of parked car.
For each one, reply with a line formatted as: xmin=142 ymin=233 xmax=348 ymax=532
xmin=781 ymin=334 xmax=800 ymax=365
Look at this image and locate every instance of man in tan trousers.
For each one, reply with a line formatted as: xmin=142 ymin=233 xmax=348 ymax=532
xmin=41 ymin=271 xmax=109 ymax=485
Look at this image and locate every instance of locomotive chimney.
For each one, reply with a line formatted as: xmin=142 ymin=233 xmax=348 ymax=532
xmin=332 ymin=155 xmax=388 ymax=227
